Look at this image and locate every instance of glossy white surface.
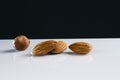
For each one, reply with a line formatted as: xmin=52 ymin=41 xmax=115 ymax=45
xmin=0 ymin=39 xmax=120 ymax=80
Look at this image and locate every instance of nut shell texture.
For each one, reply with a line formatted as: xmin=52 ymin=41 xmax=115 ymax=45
xmin=69 ymin=42 xmax=92 ymax=54
xmin=14 ymin=35 xmax=30 ymax=50
xmin=51 ymin=41 xmax=67 ymax=54
xmin=32 ymin=40 xmax=57 ymax=56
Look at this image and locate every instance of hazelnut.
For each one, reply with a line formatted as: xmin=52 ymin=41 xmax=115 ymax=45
xmin=14 ymin=35 xmax=30 ymax=50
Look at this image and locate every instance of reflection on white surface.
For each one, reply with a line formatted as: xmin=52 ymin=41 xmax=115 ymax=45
xmin=71 ymin=55 xmax=93 ymax=63
xmin=13 ymin=52 xmax=93 ymax=64
xmin=12 ymin=40 xmax=15 ymax=49
xmin=30 ymin=54 xmax=69 ymax=64
xmin=13 ymin=53 xmax=31 ymax=64
xmin=13 ymin=53 xmax=68 ymax=64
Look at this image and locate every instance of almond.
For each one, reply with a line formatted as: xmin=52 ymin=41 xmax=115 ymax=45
xmin=51 ymin=41 xmax=67 ymax=54
xmin=69 ymin=42 xmax=92 ymax=54
xmin=32 ymin=40 xmax=57 ymax=56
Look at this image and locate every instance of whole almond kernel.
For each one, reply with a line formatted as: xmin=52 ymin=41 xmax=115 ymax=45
xmin=14 ymin=35 xmax=30 ymax=51
xmin=69 ymin=42 xmax=92 ymax=54
xmin=32 ymin=40 xmax=57 ymax=56
xmin=51 ymin=41 xmax=67 ymax=54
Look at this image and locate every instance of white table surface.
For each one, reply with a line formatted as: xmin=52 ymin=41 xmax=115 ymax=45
xmin=0 ymin=38 xmax=120 ymax=80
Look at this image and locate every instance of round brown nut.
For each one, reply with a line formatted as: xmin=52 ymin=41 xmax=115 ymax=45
xmin=51 ymin=41 xmax=67 ymax=54
xmin=14 ymin=35 xmax=30 ymax=51
xmin=69 ymin=42 xmax=92 ymax=54
xmin=32 ymin=40 xmax=57 ymax=56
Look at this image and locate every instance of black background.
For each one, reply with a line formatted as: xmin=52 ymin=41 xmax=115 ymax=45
xmin=0 ymin=1 xmax=120 ymax=39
